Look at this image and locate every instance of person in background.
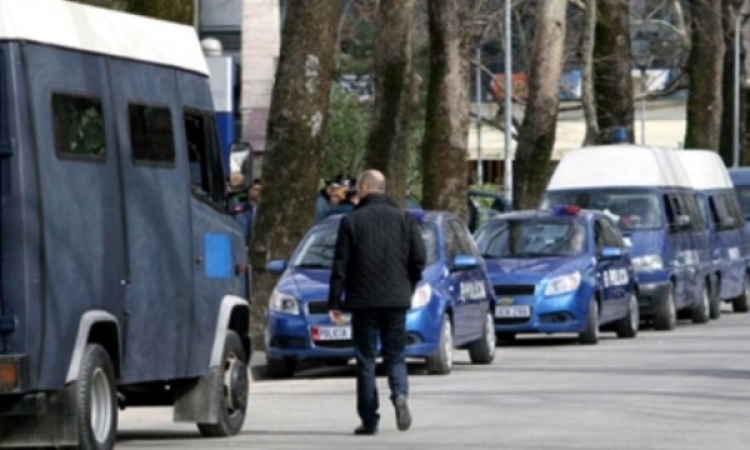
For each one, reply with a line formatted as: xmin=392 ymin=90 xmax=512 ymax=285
xmin=316 ymin=178 xmax=341 ymax=222
xmin=328 ymin=170 xmax=426 ymax=436
xmin=235 ymin=178 xmax=261 ymax=244
xmin=405 ymin=182 xmax=420 ymax=209
xmin=327 ymin=180 xmax=359 ymax=217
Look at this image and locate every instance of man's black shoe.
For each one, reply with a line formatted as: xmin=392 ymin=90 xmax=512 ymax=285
xmin=394 ymin=395 xmax=412 ymax=431
xmin=354 ymin=424 xmax=379 ymax=435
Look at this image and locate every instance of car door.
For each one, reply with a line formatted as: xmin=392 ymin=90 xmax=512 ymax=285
xmin=599 ymin=218 xmax=632 ymax=319
xmin=449 ymin=220 xmax=489 ymax=341
xmin=442 ymin=221 xmax=473 ymax=344
xmin=593 ymin=220 xmax=617 ymax=322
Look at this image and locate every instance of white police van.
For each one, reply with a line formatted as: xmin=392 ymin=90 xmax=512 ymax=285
xmin=542 ymin=145 xmax=712 ymax=330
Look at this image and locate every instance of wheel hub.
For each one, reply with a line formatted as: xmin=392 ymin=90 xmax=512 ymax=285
xmin=225 ymin=357 xmax=249 ymax=413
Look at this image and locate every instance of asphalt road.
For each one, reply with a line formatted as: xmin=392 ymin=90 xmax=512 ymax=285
xmin=117 ymin=307 xmax=750 ymax=449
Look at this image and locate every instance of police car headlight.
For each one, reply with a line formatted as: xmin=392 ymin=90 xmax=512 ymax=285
xmin=269 ymin=290 xmax=300 ymax=315
xmin=632 ymin=255 xmax=663 ymax=272
xmin=544 ymin=272 xmax=581 ymax=296
xmin=411 ymin=284 xmax=432 ymax=309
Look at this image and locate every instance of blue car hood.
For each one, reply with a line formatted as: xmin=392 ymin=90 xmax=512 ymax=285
xmin=620 ymin=229 xmax=663 ymax=259
xmin=485 ymin=256 xmax=588 ymax=285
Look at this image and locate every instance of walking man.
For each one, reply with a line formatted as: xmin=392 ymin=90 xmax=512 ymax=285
xmin=328 ymin=170 xmax=426 ymax=435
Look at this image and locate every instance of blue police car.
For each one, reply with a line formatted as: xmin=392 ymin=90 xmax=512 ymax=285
xmin=263 ymin=211 xmax=496 ymax=378
xmin=474 ymin=206 xmax=639 ymax=345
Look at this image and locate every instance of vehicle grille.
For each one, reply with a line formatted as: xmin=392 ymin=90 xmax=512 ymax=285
xmin=494 ymin=285 xmax=536 ymax=296
xmin=271 ymin=336 xmax=306 ymax=349
xmin=306 ymin=301 xmax=329 ymax=315
xmin=494 ymin=318 xmax=530 ymax=326
xmin=314 ymin=340 xmax=353 ymax=349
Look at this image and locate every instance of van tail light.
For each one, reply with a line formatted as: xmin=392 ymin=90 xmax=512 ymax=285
xmin=0 ymin=359 xmax=19 ymax=392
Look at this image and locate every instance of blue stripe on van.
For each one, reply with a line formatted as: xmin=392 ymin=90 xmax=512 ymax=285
xmin=204 ymin=233 xmax=233 ymax=279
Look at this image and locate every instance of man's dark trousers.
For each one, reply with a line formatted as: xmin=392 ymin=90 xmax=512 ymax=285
xmin=351 ymin=307 xmax=409 ymax=427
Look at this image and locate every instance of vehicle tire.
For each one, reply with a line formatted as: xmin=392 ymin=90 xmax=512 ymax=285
xmin=578 ymin=298 xmax=600 ymax=345
xmin=653 ymin=283 xmax=677 ymax=331
xmin=265 ymin=357 xmax=296 ymax=379
xmin=76 ymin=344 xmax=118 ymax=450
xmin=709 ymin=277 xmax=722 ymax=320
xmin=690 ymin=282 xmax=710 ymax=324
xmin=615 ymin=293 xmax=639 ymax=339
xmin=426 ymin=315 xmax=453 ymax=375
xmin=198 ymin=331 xmax=249 ymax=437
xmin=468 ymin=311 xmax=496 ymax=364
xmin=732 ymin=274 xmax=749 ymax=313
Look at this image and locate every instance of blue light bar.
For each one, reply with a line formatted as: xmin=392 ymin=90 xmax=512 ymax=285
xmin=552 ymin=205 xmax=581 ymax=216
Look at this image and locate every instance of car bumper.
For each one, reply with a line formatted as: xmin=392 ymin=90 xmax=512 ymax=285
xmin=636 ymin=281 xmax=670 ymax=317
xmin=493 ymin=292 xmax=587 ymax=334
xmin=266 ymin=305 xmax=443 ymax=361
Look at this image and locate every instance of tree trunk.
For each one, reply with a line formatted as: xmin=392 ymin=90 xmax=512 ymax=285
xmin=363 ymin=0 xmax=416 ymax=204
xmin=593 ymin=0 xmax=634 ymax=144
xmin=248 ymin=0 xmax=340 ymax=350
xmin=513 ymin=0 xmax=567 ymax=210
xmin=719 ymin=3 xmax=744 ymax=165
xmin=124 ymin=0 xmax=194 ymax=24
xmin=421 ymin=0 xmax=469 ymax=218
xmin=581 ymin=0 xmax=598 ymax=146
xmin=685 ymin=0 xmax=725 ymax=150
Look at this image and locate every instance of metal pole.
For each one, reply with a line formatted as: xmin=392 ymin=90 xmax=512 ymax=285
xmin=503 ymin=0 xmax=513 ymax=204
xmin=641 ymin=69 xmax=646 ymax=145
xmin=475 ymin=45 xmax=483 ymax=185
xmin=734 ymin=12 xmax=742 ymax=168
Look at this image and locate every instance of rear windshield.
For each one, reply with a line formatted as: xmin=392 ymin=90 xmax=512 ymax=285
xmin=544 ymin=189 xmax=663 ymax=231
xmin=475 ymin=217 xmax=588 ymax=258
xmin=292 ymin=222 xmax=439 ymax=270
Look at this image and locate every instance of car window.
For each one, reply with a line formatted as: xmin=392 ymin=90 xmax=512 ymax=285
xmin=545 ymin=189 xmax=662 ymax=230
xmin=475 ymin=217 xmax=587 ymax=258
xmin=443 ymin=221 xmax=463 ymax=262
xmin=734 ymin=186 xmax=750 ymax=219
xmin=598 ymin=218 xmax=624 ymax=248
xmin=449 ymin=220 xmax=479 ymax=257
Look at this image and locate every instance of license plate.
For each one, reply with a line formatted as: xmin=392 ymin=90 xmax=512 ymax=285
xmin=495 ymin=306 xmax=531 ymax=318
xmin=311 ymin=326 xmax=352 ymax=341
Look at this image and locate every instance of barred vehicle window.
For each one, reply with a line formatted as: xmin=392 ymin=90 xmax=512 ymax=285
xmin=129 ymin=104 xmax=175 ymax=164
xmin=52 ymin=93 xmax=106 ymax=159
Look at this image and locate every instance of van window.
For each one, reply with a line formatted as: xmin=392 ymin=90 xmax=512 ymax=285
xmin=734 ymin=186 xmax=750 ymax=219
xmin=52 ymin=93 xmax=106 ymax=159
xmin=545 ymin=190 xmax=662 ymax=230
xmin=709 ymin=193 xmax=742 ymax=230
xmin=129 ymin=104 xmax=175 ymax=164
xmin=184 ymin=111 xmax=225 ymax=206
xmin=681 ymin=194 xmax=706 ymax=231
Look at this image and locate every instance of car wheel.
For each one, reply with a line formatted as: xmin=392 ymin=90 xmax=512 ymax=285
xmin=76 ymin=344 xmax=118 ymax=450
xmin=426 ymin=314 xmax=453 ymax=375
xmin=709 ymin=276 xmax=722 ymax=320
xmin=690 ymin=282 xmax=710 ymax=324
xmin=198 ymin=331 xmax=249 ymax=437
xmin=654 ymin=283 xmax=677 ymax=331
xmin=468 ymin=311 xmax=496 ymax=364
xmin=732 ymin=273 xmax=750 ymax=313
xmin=265 ymin=356 xmax=296 ymax=379
xmin=615 ymin=293 xmax=639 ymax=339
xmin=578 ymin=297 xmax=600 ymax=345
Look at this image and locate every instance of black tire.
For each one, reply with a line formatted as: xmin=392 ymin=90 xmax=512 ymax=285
xmin=198 ymin=331 xmax=249 ymax=438
xmin=732 ymin=274 xmax=749 ymax=313
xmin=690 ymin=282 xmax=710 ymax=324
xmin=654 ymin=283 xmax=677 ymax=331
xmin=468 ymin=311 xmax=496 ymax=364
xmin=615 ymin=293 xmax=639 ymax=339
xmin=578 ymin=298 xmax=600 ymax=345
xmin=709 ymin=276 xmax=722 ymax=320
xmin=76 ymin=344 xmax=118 ymax=450
xmin=426 ymin=315 xmax=452 ymax=375
xmin=265 ymin=356 xmax=296 ymax=379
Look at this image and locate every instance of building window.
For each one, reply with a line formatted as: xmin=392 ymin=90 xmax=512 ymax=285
xmin=129 ymin=104 xmax=175 ymax=164
xmin=52 ymin=93 xmax=106 ymax=159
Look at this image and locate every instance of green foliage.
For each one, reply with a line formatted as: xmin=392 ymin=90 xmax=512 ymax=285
xmin=322 ymin=86 xmax=371 ymax=179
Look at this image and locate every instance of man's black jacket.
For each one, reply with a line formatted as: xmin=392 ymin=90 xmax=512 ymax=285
xmin=328 ymin=193 xmax=426 ymax=311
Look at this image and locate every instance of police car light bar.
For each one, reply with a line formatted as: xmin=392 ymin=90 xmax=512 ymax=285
xmin=552 ymin=205 xmax=581 ymax=216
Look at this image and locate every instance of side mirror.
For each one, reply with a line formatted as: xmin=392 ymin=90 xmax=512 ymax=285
xmin=452 ymin=255 xmax=478 ymax=271
xmin=266 ymin=260 xmax=287 ymax=275
xmin=599 ymin=246 xmax=623 ymax=260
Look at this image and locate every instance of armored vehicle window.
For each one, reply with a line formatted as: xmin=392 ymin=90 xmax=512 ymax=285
xmin=184 ymin=111 xmax=226 ymax=206
xmin=52 ymin=93 xmax=106 ymax=159
xmin=129 ymin=104 xmax=175 ymax=164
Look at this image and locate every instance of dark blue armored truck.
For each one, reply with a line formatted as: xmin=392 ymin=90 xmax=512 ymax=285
xmin=0 ymin=1 xmax=251 ymax=448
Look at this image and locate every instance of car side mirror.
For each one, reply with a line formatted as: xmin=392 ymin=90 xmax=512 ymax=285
xmin=452 ymin=255 xmax=478 ymax=271
xmin=599 ymin=246 xmax=623 ymax=260
xmin=266 ymin=260 xmax=287 ymax=275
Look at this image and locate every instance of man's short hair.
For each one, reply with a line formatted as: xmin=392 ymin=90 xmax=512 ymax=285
xmin=357 ymin=170 xmax=386 ymax=193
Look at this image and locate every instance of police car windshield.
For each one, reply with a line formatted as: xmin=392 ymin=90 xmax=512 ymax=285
xmin=544 ymin=190 xmax=662 ymax=230
xmin=475 ymin=218 xmax=587 ymax=258
xmin=292 ymin=222 xmax=439 ymax=269
xmin=734 ymin=186 xmax=750 ymax=219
